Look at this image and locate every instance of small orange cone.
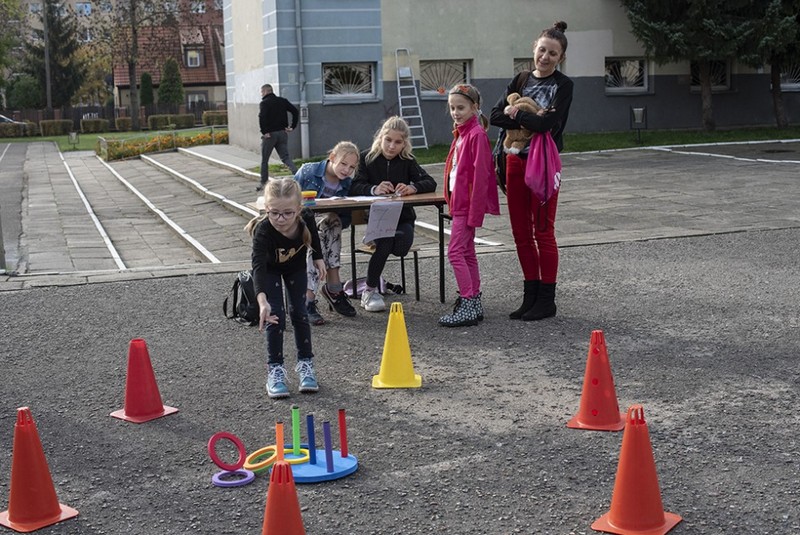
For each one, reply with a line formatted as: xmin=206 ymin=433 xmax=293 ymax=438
xmin=591 ymin=405 xmax=682 ymax=535
xmin=0 ymin=407 xmax=79 ymax=533
xmin=262 ymin=461 xmax=305 ymax=535
xmin=567 ymin=330 xmax=625 ymax=431
xmin=110 ymin=339 xmax=178 ymax=423
xmin=372 ymin=303 xmax=421 ymax=388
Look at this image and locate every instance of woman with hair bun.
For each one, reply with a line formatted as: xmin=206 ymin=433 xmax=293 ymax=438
xmin=490 ymin=21 xmax=574 ymax=321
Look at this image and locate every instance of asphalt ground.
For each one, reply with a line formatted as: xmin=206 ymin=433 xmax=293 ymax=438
xmin=0 ymin=140 xmax=799 ymax=534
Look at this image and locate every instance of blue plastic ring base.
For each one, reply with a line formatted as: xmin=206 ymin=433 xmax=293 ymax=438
xmin=283 ymin=450 xmax=358 ymax=483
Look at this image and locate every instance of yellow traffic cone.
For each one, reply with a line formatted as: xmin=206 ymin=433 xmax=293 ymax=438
xmin=372 ymin=303 xmax=421 ymax=388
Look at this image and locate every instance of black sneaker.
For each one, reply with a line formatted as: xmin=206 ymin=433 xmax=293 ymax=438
xmin=321 ymin=285 xmax=357 ymax=317
xmin=306 ymin=300 xmax=325 ymax=325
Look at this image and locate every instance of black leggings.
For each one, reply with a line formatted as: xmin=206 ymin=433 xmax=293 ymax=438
xmin=366 ymin=221 xmax=414 ymax=288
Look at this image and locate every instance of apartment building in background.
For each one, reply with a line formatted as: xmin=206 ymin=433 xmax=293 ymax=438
xmin=223 ymin=0 xmax=799 ymax=158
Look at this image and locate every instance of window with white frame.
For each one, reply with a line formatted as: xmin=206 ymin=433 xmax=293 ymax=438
xmin=323 ymin=63 xmax=376 ymax=100
xmin=605 ymin=58 xmax=648 ymax=94
xmin=186 ymin=49 xmax=202 ymax=68
xmin=75 ymin=2 xmax=92 ymax=15
xmin=99 ymin=1 xmax=113 ymax=12
xmin=190 ymin=1 xmax=206 ymax=14
xmin=186 ymin=92 xmax=208 ymax=107
xmin=29 ymin=3 xmax=42 ymax=14
xmin=163 ymin=1 xmax=178 ymax=11
xmin=213 ymin=0 xmax=223 ymax=9
xmin=780 ymin=62 xmax=800 ymax=92
xmin=690 ymin=60 xmax=730 ymax=91
xmin=419 ymin=60 xmax=469 ymax=96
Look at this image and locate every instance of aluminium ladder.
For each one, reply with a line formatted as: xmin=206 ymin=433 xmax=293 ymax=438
xmin=395 ymin=48 xmax=428 ymax=150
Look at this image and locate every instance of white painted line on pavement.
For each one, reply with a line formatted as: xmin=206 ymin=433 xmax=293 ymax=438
xmin=96 ymin=156 xmax=221 ymax=263
xmin=0 ymin=144 xmax=9 ymax=163
xmin=60 ymin=152 xmax=127 ymax=270
xmin=141 ymin=154 xmax=259 ymax=217
xmin=651 ymin=146 xmax=800 ymax=164
xmin=177 ymin=147 xmax=260 ymax=179
xmin=414 ymin=220 xmax=502 ymax=246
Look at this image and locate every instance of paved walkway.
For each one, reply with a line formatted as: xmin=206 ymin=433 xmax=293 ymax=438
xmin=1 ymin=139 xmax=798 ymax=291
xmin=0 ymin=139 xmax=799 ymax=534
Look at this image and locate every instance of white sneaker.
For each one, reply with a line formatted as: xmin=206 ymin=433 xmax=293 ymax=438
xmin=360 ymin=288 xmax=386 ymax=312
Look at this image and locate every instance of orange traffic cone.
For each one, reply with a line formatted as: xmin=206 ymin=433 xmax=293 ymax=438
xmin=372 ymin=303 xmax=421 ymax=388
xmin=0 ymin=407 xmax=79 ymax=533
xmin=591 ymin=405 xmax=682 ymax=535
xmin=110 ymin=338 xmax=178 ymax=423
xmin=567 ymin=330 xmax=625 ymax=431
xmin=262 ymin=461 xmax=305 ymax=535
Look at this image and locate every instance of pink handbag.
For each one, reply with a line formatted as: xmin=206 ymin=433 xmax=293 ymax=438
xmin=524 ymin=132 xmax=562 ymax=205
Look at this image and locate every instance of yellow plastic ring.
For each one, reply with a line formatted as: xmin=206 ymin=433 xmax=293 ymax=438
xmin=244 ymin=445 xmax=311 ymax=473
xmin=283 ymin=447 xmax=310 ymax=465
xmin=244 ymin=446 xmax=277 ymax=474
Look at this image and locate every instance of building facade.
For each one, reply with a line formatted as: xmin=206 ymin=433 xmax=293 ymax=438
xmin=18 ymin=0 xmax=226 ymax=111
xmin=222 ymin=0 xmax=799 ymax=157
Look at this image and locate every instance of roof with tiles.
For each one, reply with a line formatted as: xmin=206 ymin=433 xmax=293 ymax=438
xmin=113 ymin=24 xmax=224 ymax=89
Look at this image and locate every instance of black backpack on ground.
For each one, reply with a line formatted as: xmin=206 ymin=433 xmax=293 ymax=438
xmin=223 ymin=270 xmax=259 ymax=326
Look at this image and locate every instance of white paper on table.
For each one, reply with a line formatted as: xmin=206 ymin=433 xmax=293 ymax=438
xmin=363 ymin=201 xmax=403 ymax=244
xmin=346 ymin=196 xmax=384 ymax=202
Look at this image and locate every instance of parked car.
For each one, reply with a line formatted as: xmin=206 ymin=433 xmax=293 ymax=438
xmin=0 ymin=114 xmax=25 ymax=124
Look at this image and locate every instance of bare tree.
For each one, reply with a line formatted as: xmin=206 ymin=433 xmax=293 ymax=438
xmin=97 ymin=0 xmax=184 ymax=130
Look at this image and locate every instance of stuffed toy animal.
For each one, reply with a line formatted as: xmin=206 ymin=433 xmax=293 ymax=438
xmin=503 ymin=92 xmax=541 ymax=154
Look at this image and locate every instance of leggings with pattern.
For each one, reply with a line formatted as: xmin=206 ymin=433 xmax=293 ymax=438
xmin=306 ymin=213 xmax=343 ymax=293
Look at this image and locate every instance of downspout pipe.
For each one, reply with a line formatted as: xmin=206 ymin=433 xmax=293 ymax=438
xmin=295 ymin=0 xmax=309 ymax=159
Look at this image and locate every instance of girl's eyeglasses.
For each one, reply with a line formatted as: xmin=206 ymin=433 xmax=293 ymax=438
xmin=266 ymin=210 xmax=297 ymax=220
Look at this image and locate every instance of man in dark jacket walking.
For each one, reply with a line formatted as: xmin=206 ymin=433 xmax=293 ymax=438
xmin=257 ymin=84 xmax=299 ymax=191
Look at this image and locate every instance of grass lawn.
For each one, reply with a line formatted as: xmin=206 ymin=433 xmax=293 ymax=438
xmin=3 ymin=125 xmax=798 ymax=169
xmin=0 ymin=126 xmax=227 ymax=152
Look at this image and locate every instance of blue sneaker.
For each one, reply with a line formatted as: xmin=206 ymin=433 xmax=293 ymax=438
xmin=295 ymin=359 xmax=319 ymax=393
xmin=266 ymin=365 xmax=290 ymax=399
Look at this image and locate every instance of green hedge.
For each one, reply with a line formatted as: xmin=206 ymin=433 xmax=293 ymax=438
xmin=81 ymin=118 xmax=110 ymax=133
xmin=97 ymin=129 xmax=229 ymax=161
xmin=147 ymin=113 xmax=195 ymax=130
xmin=0 ymin=121 xmax=38 ymax=138
xmin=115 ymin=117 xmax=132 ymax=132
xmin=39 ymin=119 xmax=75 ymax=136
xmin=202 ymin=110 xmax=227 ymax=126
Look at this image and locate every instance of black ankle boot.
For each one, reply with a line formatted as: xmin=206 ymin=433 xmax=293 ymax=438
xmin=509 ymin=280 xmax=539 ymax=320
xmin=522 ymin=282 xmax=556 ymax=321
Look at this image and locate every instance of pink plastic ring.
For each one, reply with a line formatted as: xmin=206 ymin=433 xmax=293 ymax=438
xmin=208 ymin=432 xmax=246 ymax=471
xmin=211 ymin=469 xmax=256 ymax=488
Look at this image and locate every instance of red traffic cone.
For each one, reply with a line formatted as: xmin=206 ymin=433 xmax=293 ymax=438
xmin=567 ymin=330 xmax=625 ymax=431
xmin=262 ymin=461 xmax=305 ymax=535
xmin=591 ymin=405 xmax=682 ymax=535
xmin=0 ymin=407 xmax=79 ymax=533
xmin=110 ymin=339 xmax=178 ymax=423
